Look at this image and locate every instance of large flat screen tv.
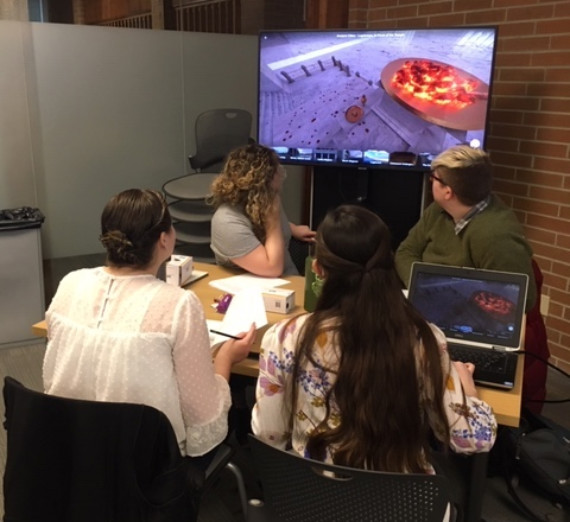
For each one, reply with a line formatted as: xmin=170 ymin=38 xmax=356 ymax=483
xmin=257 ymin=27 xmax=498 ymax=171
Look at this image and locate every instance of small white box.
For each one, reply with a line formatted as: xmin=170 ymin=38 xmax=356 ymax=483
xmin=262 ymin=288 xmax=295 ymax=314
xmin=166 ymin=255 xmax=193 ymax=286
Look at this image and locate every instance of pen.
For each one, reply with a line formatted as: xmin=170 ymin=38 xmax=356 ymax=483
xmin=209 ymin=329 xmax=241 ymax=340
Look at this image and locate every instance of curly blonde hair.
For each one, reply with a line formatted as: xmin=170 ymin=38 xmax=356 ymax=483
xmin=208 ymin=143 xmax=280 ymax=240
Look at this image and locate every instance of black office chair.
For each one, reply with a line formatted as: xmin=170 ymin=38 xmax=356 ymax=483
xmin=162 ymin=108 xmax=253 ymax=259
xmin=2 ymin=377 xmax=247 ymax=522
xmin=187 ymin=108 xmax=253 ymax=173
xmin=246 ymin=434 xmax=454 ymax=522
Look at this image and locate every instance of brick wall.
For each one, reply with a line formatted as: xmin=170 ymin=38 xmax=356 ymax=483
xmin=348 ymin=0 xmax=570 ymax=372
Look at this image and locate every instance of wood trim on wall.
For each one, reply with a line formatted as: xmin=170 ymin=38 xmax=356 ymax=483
xmin=304 ymin=0 xmax=348 ymax=29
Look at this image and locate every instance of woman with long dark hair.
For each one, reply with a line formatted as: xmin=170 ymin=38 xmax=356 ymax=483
xmin=252 ymin=204 xmax=496 ymax=473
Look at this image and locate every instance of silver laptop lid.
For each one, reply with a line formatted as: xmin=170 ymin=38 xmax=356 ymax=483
xmin=408 ymin=262 xmax=529 ymax=350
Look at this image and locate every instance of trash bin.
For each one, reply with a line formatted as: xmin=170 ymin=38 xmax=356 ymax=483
xmin=0 ymin=206 xmax=45 ymax=347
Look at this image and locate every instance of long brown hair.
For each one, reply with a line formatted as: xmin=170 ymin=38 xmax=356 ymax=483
xmin=290 ymin=205 xmax=450 ymax=472
xmin=208 ymin=143 xmax=280 ymax=241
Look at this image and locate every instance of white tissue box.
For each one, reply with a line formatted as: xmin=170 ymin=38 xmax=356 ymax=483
xmin=262 ymin=288 xmax=295 ymax=314
xmin=166 ymin=255 xmax=193 ymax=286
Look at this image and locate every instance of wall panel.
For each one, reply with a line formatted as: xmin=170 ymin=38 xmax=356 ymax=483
xmin=30 ymin=23 xmax=185 ymax=258
xmin=0 ymin=21 xmax=35 ymax=209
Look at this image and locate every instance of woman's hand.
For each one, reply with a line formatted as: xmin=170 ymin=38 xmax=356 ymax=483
xmin=221 ymin=323 xmax=257 ymax=364
xmin=231 ymin=195 xmax=285 ymax=277
xmin=452 ymin=360 xmax=479 ymax=398
xmin=214 ymin=323 xmax=257 ymax=380
xmin=291 ymin=223 xmax=316 ymax=243
xmin=266 ymin=195 xmax=282 ymax=233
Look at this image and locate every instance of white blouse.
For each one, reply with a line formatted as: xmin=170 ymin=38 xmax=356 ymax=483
xmin=44 ymin=267 xmax=231 ymax=457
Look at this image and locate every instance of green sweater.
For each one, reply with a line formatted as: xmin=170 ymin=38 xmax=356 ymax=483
xmin=395 ymin=194 xmax=536 ymax=311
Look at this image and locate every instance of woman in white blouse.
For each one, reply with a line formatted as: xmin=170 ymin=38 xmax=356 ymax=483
xmin=252 ymin=204 xmax=497 ymax=473
xmin=44 ymin=188 xmax=255 ymax=462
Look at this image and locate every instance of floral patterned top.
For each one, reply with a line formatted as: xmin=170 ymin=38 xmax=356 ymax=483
xmin=251 ymin=313 xmax=497 ymax=471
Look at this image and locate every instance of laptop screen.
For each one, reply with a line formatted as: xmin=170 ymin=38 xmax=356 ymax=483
xmin=408 ymin=263 xmax=529 ymax=349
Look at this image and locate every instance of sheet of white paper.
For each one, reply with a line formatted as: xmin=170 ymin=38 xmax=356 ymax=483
xmin=209 ymin=274 xmax=289 ymax=294
xmin=221 ymin=289 xmax=268 ymax=335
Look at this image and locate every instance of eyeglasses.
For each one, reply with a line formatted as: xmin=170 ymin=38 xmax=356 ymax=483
xmin=429 ymin=171 xmax=447 ymax=186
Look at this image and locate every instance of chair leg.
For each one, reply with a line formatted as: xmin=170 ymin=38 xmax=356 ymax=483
xmin=226 ymin=461 xmax=249 ymax=518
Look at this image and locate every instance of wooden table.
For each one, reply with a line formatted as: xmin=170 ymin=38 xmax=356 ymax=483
xmin=185 ymin=262 xmax=307 ymax=377
xmin=31 ymin=261 xmax=523 ymax=428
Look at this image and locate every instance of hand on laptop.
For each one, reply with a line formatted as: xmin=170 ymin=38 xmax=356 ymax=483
xmin=453 ymin=361 xmax=478 ymax=398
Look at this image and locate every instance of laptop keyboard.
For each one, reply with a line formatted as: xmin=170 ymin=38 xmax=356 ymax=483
xmin=447 ymin=343 xmax=511 ymax=375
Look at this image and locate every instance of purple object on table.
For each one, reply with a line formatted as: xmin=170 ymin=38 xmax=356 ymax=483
xmin=216 ymin=293 xmax=233 ymax=313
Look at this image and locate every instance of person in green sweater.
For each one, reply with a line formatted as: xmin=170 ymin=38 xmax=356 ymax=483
xmin=396 ymin=145 xmax=536 ymax=309
xmin=395 ymin=144 xmax=549 ymax=409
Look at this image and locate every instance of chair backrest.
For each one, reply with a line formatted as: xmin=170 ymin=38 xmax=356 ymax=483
xmin=2 ymin=376 xmax=196 ymax=522
xmin=248 ymin=435 xmax=451 ymax=522
xmin=189 ymin=108 xmax=253 ymax=172
xmin=522 ymin=259 xmax=550 ymax=408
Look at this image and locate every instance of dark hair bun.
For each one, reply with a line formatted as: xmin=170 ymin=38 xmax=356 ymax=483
xmin=99 ymin=230 xmax=138 ymax=265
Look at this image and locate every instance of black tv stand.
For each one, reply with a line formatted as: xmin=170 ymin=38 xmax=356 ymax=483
xmin=311 ymin=165 xmax=427 ymax=250
xmin=351 ymin=167 xmax=369 ymax=204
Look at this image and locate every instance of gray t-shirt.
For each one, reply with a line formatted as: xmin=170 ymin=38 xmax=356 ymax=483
xmin=210 ymin=204 xmax=298 ymax=276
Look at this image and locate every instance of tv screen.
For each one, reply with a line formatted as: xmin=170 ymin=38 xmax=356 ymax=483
xmin=257 ymin=27 xmax=498 ymax=170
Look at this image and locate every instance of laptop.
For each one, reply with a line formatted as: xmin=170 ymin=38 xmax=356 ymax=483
xmin=408 ymin=262 xmax=529 ymax=390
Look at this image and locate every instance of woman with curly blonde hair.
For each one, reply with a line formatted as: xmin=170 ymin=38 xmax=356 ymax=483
xmin=210 ymin=143 xmax=315 ymax=277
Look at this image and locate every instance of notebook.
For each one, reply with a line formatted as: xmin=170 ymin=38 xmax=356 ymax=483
xmin=408 ymin=262 xmax=529 ymax=390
